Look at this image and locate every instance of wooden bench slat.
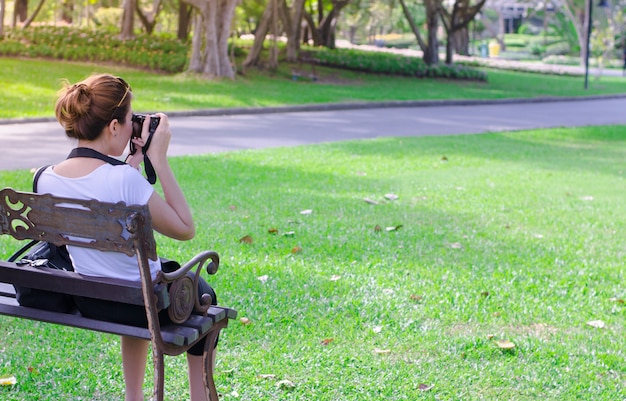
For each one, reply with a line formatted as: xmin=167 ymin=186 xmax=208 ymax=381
xmin=0 ymin=261 xmax=169 ymax=309
xmin=180 ymin=314 xmax=214 ymax=334
xmin=205 ymin=306 xmax=226 ymax=322
xmin=221 ymin=307 xmax=238 ymax=320
xmin=0 ymin=189 xmax=157 ymax=260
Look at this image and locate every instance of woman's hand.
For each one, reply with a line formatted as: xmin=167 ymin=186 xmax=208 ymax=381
xmin=125 ymin=150 xmax=144 ymax=169
xmin=144 ymin=113 xmax=171 ymax=166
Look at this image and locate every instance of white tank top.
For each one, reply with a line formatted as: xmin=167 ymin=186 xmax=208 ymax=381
xmin=37 ymin=163 xmax=160 ymax=281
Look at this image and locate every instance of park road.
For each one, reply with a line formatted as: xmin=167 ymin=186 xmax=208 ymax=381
xmin=1 ymin=96 xmax=626 ymax=171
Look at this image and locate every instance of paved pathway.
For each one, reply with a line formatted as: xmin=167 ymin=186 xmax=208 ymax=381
xmin=1 ymin=96 xmax=625 ymax=171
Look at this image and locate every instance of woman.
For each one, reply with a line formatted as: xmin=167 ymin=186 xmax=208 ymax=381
xmin=38 ymin=73 xmax=213 ymax=401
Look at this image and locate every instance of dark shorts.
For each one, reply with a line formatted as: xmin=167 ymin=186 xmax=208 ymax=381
xmin=74 ymin=260 xmax=217 ymax=356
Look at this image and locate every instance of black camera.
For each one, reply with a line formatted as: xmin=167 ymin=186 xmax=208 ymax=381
xmin=130 ymin=113 xmax=160 ymax=155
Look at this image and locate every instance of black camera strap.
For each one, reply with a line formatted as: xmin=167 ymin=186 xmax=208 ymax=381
xmin=141 ymin=146 xmax=157 ymax=185
xmin=67 ymin=147 xmax=126 ymax=166
xmin=67 ymin=147 xmax=156 ymax=185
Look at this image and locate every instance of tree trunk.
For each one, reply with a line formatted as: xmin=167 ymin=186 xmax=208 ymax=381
xmin=398 ymin=0 xmax=427 ymax=50
xmin=217 ymin=0 xmax=238 ymax=75
xmin=0 ymin=0 xmax=5 ymax=36
xmin=563 ymin=0 xmax=587 ymax=65
xmin=120 ymin=0 xmax=136 ymax=39
xmin=317 ymin=0 xmax=348 ymax=49
xmin=269 ymin=0 xmax=278 ymax=69
xmin=317 ymin=0 xmax=323 ymax=24
xmin=12 ymin=0 xmax=27 ymax=27
xmin=445 ymin=34 xmax=453 ymax=64
xmin=184 ymin=0 xmax=238 ymax=79
xmin=204 ymin=0 xmax=219 ymax=75
xmin=243 ymin=0 xmax=272 ymax=68
xmin=61 ymin=0 xmax=73 ymax=24
xmin=440 ymin=0 xmax=487 ymax=64
xmin=21 ymin=0 xmax=46 ymax=29
xmin=302 ymin=11 xmax=322 ymax=46
xmin=423 ymin=0 xmax=440 ymax=65
xmin=454 ymin=27 xmax=469 ymax=55
xmin=135 ymin=0 xmax=163 ymax=35
xmin=178 ymin=2 xmax=194 ymax=41
xmin=188 ymin=13 xmax=203 ymax=71
xmin=281 ymin=0 xmax=306 ymax=62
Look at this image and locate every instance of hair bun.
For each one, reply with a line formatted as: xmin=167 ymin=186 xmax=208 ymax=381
xmin=67 ymin=83 xmax=92 ymax=116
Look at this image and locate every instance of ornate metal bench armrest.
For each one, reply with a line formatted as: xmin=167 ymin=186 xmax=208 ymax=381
xmin=159 ymin=250 xmax=219 ymax=282
xmin=156 ymin=251 xmax=220 ymax=324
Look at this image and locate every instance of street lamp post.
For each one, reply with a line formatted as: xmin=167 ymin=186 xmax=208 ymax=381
xmin=585 ymin=0 xmax=610 ymax=89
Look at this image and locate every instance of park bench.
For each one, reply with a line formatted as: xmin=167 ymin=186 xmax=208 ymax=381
xmin=0 ymin=187 xmax=236 ymax=401
xmin=291 ymin=50 xmax=319 ymax=82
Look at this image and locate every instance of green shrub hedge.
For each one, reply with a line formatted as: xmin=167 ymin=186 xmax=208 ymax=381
xmin=0 ymin=26 xmax=189 ymax=73
xmin=305 ymin=46 xmax=488 ymax=81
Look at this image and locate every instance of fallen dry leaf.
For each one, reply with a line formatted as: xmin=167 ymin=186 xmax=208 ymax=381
xmin=386 ymin=225 xmax=403 ymax=232
xmin=268 ymin=227 xmax=279 ymax=235
xmin=258 ymin=374 xmax=276 ymax=380
xmin=0 ymin=375 xmax=16 ymax=386
xmin=418 ymin=383 xmax=434 ymax=391
xmin=291 ymin=246 xmax=302 ymax=254
xmin=321 ymin=338 xmax=334 ymax=346
xmin=609 ymin=297 xmax=624 ymax=304
xmin=239 ymin=235 xmax=253 ymax=244
xmin=374 ymin=225 xmax=382 ymax=232
xmin=276 ymin=379 xmax=296 ymax=389
xmin=363 ymin=197 xmax=379 ymax=205
xmin=228 ymin=205 xmax=237 ymax=211
xmin=441 ymin=155 xmax=448 ymax=162
xmin=374 ymin=348 xmax=391 ymax=354
xmin=384 ymin=193 xmax=399 ymax=201
xmin=496 ymin=340 xmax=516 ymax=349
xmin=587 ymin=320 xmax=605 ymax=329
xmin=240 ymin=317 xmax=252 ymax=325
xmin=449 ymin=242 xmax=462 ymax=249
xmin=410 ymin=294 xmax=423 ymax=302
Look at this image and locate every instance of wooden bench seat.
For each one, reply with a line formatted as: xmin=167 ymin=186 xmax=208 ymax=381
xmin=0 ymin=187 xmax=237 ymax=400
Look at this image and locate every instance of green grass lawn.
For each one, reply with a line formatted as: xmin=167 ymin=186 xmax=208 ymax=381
xmin=1 ymin=57 xmax=626 ymax=119
xmin=0 ymin=125 xmax=624 ymax=400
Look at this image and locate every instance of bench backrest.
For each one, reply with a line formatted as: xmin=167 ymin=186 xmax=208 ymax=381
xmin=0 ymin=188 xmax=157 ymax=260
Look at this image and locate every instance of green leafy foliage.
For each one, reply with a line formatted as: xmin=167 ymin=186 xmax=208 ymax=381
xmin=0 ymin=26 xmax=189 ymax=73
xmin=305 ymin=46 xmax=488 ymax=81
